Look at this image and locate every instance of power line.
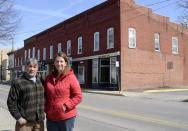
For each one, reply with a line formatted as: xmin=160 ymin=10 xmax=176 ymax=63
xmin=125 ymin=0 xmax=173 ymax=12
xmin=125 ymin=1 xmax=178 ymax=22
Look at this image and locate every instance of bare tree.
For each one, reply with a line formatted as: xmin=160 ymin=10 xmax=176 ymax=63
xmin=177 ymin=0 xmax=188 ymax=28
xmin=0 ymin=0 xmax=20 ymax=43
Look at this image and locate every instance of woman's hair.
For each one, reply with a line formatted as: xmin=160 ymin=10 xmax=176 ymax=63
xmin=53 ymin=52 xmax=71 ymax=75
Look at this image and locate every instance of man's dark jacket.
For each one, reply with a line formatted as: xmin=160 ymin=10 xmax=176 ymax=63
xmin=7 ymin=72 xmax=45 ymax=122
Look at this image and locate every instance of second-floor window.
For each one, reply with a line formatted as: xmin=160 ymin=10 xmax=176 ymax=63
xmin=21 ymin=57 xmax=23 ymax=65
xmin=78 ymin=36 xmax=82 ymax=54
xmin=128 ymin=28 xmax=136 ymax=48
xmin=58 ymin=43 xmax=61 ymax=53
xmin=154 ymin=33 xmax=160 ymax=51
xmin=32 ymin=47 xmax=35 ymax=58
xmin=107 ymin=27 xmax=114 ymax=49
xmin=172 ymin=37 xmax=178 ymax=54
xmin=17 ymin=57 xmax=19 ymax=66
xmin=28 ymin=49 xmax=31 ymax=59
xmin=43 ymin=48 xmax=46 ymax=60
xmin=94 ymin=32 xmax=99 ymax=51
xmin=67 ymin=40 xmax=71 ymax=56
xmin=50 ymin=45 xmax=53 ymax=59
xmin=37 ymin=49 xmax=40 ymax=60
xmin=24 ymin=50 xmax=27 ymax=61
xmin=15 ymin=58 xmax=16 ymax=67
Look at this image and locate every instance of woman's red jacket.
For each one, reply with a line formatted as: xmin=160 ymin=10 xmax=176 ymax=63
xmin=44 ymin=70 xmax=83 ymax=121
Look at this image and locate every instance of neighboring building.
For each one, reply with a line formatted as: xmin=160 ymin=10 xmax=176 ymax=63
xmin=13 ymin=0 xmax=188 ymax=91
xmin=0 ymin=49 xmax=11 ymax=81
xmin=7 ymin=51 xmax=15 ymax=80
xmin=14 ymin=48 xmax=24 ymax=78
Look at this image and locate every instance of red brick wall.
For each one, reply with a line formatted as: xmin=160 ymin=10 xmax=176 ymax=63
xmin=14 ymin=47 xmax=24 ymax=67
xmin=120 ymin=0 xmax=188 ymax=90
xmin=184 ymin=36 xmax=188 ymax=85
xmin=23 ymin=0 xmax=121 ymax=62
xmin=14 ymin=0 xmax=188 ymax=90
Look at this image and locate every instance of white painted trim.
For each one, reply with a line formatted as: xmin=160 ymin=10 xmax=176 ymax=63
xmin=72 ymin=51 xmax=120 ymax=62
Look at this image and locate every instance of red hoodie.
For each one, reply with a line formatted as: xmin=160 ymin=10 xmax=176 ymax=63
xmin=44 ymin=69 xmax=83 ymax=121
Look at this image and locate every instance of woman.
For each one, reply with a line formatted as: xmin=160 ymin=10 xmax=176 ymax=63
xmin=44 ymin=52 xmax=83 ymax=131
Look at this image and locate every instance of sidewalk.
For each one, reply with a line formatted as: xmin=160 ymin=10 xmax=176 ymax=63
xmin=82 ymin=88 xmax=188 ymax=102
xmin=0 ymin=107 xmax=15 ymax=131
xmin=0 ymin=87 xmax=188 ymax=131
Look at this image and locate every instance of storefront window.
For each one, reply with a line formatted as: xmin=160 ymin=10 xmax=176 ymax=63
xmin=78 ymin=66 xmax=84 ymax=84
xmin=100 ymin=58 xmax=110 ymax=83
xmin=110 ymin=57 xmax=117 ymax=83
xmin=92 ymin=59 xmax=98 ymax=83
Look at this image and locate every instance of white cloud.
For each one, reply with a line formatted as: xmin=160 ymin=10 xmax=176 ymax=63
xmin=14 ymin=0 xmax=84 ymax=19
xmin=14 ymin=4 xmax=70 ymax=18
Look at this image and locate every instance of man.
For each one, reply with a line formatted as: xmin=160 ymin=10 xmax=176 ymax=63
xmin=7 ymin=58 xmax=45 ymax=131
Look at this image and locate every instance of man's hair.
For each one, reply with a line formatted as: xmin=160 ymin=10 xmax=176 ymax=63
xmin=25 ymin=58 xmax=38 ymax=66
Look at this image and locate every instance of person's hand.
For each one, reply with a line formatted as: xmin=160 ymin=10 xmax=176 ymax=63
xmin=63 ymin=104 xmax=67 ymax=112
xmin=17 ymin=117 xmax=27 ymax=125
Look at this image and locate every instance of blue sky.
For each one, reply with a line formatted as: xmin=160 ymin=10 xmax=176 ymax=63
xmin=0 ymin=0 xmax=182 ymax=49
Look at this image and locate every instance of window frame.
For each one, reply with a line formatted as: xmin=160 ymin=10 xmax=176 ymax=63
xmin=67 ymin=40 xmax=71 ymax=56
xmin=107 ymin=27 xmax=114 ymax=49
xmin=28 ymin=49 xmax=31 ymax=59
xmin=77 ymin=36 xmax=83 ymax=54
xmin=50 ymin=45 xmax=53 ymax=59
xmin=43 ymin=48 xmax=46 ymax=60
xmin=58 ymin=43 xmax=62 ymax=53
xmin=37 ymin=49 xmax=40 ymax=60
xmin=154 ymin=33 xmax=160 ymax=52
xmin=32 ymin=47 xmax=35 ymax=58
xmin=128 ymin=27 xmax=136 ymax=48
xmin=172 ymin=36 xmax=178 ymax=54
xmin=94 ymin=32 xmax=100 ymax=51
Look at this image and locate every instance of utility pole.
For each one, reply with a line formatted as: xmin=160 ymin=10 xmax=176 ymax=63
xmin=11 ymin=38 xmax=14 ymax=51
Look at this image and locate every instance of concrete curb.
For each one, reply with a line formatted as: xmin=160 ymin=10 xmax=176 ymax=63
xmin=144 ymin=88 xmax=188 ymax=93
xmin=82 ymin=89 xmax=125 ymax=96
xmin=82 ymin=89 xmax=188 ymax=102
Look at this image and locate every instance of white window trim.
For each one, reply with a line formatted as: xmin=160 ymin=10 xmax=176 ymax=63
xmin=77 ymin=36 xmax=82 ymax=54
xmin=32 ymin=47 xmax=35 ymax=58
xmin=50 ymin=45 xmax=53 ymax=59
xmin=43 ymin=48 xmax=46 ymax=60
xmin=94 ymin=32 xmax=100 ymax=51
xmin=154 ymin=33 xmax=160 ymax=52
xmin=37 ymin=49 xmax=40 ymax=60
xmin=58 ymin=43 xmax=62 ymax=53
xmin=67 ymin=40 xmax=71 ymax=56
xmin=21 ymin=57 xmax=23 ymax=65
xmin=28 ymin=49 xmax=31 ymax=59
xmin=15 ymin=58 xmax=16 ymax=67
xmin=107 ymin=27 xmax=114 ymax=49
xmin=172 ymin=36 xmax=178 ymax=54
xmin=128 ymin=27 xmax=136 ymax=48
xmin=92 ymin=59 xmax=98 ymax=83
xmin=78 ymin=66 xmax=85 ymax=84
xmin=110 ymin=57 xmax=117 ymax=84
xmin=17 ymin=57 xmax=19 ymax=66
xmin=24 ymin=50 xmax=27 ymax=60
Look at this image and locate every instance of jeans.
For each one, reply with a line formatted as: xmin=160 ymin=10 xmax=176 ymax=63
xmin=47 ymin=117 xmax=75 ymax=131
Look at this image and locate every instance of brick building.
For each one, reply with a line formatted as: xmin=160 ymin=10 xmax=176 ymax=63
xmin=12 ymin=0 xmax=188 ymax=91
xmin=0 ymin=48 xmax=11 ymax=81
